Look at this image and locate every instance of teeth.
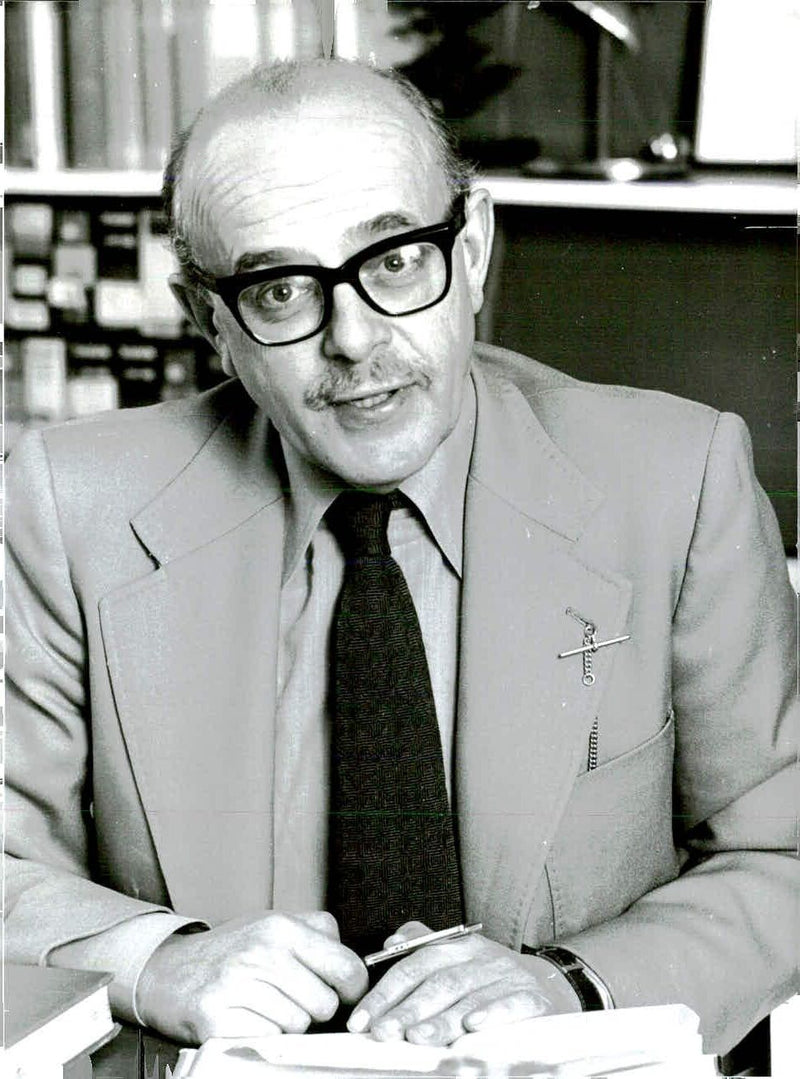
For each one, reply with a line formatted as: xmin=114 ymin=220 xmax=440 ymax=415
xmin=351 ymin=391 xmax=392 ymax=408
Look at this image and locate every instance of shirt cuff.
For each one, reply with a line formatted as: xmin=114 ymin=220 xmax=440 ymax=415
xmin=47 ymin=912 xmax=208 ymax=1025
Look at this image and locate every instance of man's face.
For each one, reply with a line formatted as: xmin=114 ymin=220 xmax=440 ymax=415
xmin=182 ymin=81 xmax=492 ymax=488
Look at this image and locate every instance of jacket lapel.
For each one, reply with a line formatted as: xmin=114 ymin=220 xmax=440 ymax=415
xmin=99 ymin=404 xmax=287 ymax=923
xmin=457 ymin=369 xmax=632 ymax=947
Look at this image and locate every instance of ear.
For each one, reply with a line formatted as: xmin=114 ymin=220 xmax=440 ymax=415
xmin=460 ymin=188 xmax=495 ymax=315
xmin=169 ymin=275 xmax=236 ymax=377
xmin=169 ymin=274 xmax=218 ymax=343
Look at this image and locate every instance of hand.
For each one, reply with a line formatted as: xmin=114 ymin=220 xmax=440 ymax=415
xmin=347 ymin=921 xmax=581 ymax=1046
xmin=136 ymin=911 xmax=368 ymax=1044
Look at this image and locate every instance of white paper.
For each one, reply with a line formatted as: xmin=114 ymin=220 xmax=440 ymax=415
xmin=182 ymin=1004 xmax=715 ymax=1077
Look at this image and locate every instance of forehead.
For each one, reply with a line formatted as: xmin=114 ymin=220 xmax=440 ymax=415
xmin=182 ymin=82 xmax=450 ymax=273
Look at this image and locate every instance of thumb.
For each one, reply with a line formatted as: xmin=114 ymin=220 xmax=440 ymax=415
xmin=383 ymin=920 xmax=431 ymax=948
xmin=295 ymin=911 xmax=341 ymax=940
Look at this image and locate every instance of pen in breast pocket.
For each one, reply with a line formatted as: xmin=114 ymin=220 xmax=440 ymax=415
xmin=364 ymin=922 xmax=483 ymax=967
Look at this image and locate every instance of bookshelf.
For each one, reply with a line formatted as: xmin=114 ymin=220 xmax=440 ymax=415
xmin=5 ymin=165 xmax=796 ymax=551
xmin=3 ymin=186 xmax=228 ymax=456
xmin=5 ymin=167 xmax=796 ymax=214
xmin=4 ymin=0 xmax=795 ymax=543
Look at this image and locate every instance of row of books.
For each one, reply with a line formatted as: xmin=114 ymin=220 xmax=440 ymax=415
xmin=5 ymin=334 xmax=224 ymax=420
xmin=4 ymin=333 xmax=226 ymax=456
xmin=4 ymin=0 xmax=410 ymax=173
xmin=5 ymin=197 xmax=226 ymax=450
xmin=6 ymin=201 xmax=186 ymax=338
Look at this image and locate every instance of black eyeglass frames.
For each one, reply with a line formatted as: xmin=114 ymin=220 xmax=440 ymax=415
xmin=194 ymin=194 xmax=468 ymax=347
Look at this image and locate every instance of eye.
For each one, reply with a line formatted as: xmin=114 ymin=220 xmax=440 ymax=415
xmin=255 ymin=280 xmax=298 ymax=308
xmin=363 ymin=243 xmax=430 ymax=284
xmin=239 ymin=274 xmax=320 ymax=327
xmin=381 ymin=250 xmax=409 ymax=273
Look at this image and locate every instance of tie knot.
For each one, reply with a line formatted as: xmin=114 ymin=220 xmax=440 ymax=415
xmin=327 ymin=491 xmax=400 ymax=560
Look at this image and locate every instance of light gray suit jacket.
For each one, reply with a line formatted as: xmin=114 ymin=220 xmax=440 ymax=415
xmin=5 ymin=344 xmax=798 ymax=1053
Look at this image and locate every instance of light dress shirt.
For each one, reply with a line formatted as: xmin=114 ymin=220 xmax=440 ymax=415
xmin=48 ymin=378 xmax=477 ymax=1024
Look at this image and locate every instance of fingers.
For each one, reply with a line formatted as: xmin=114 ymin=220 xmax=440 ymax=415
xmin=407 ymin=983 xmax=551 ymax=1046
xmin=193 ymin=980 xmax=308 ymax=1041
xmin=349 ymin=943 xmax=457 ymax=1031
xmin=367 ymin=956 xmax=513 ymax=1040
xmin=289 ymin=922 xmax=368 ymax=1005
xmin=348 ymin=938 xmax=563 ymax=1048
xmin=268 ymin=952 xmax=341 ymax=1023
xmin=294 ymin=910 xmax=341 ymax=940
xmin=350 ymin=933 xmax=493 ymax=1032
xmin=137 ymin=910 xmax=366 ymax=1044
xmin=463 ymin=988 xmax=551 ymax=1033
xmin=195 ymin=1008 xmax=283 ymax=1041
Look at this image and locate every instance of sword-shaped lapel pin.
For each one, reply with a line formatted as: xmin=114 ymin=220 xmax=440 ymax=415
xmin=558 ymin=607 xmax=630 ymax=686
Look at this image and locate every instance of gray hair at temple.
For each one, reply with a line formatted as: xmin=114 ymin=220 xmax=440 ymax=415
xmin=162 ymin=58 xmax=477 ymax=286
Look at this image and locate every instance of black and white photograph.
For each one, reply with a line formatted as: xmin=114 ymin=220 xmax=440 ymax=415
xmin=3 ymin=3 xmax=798 ymax=1077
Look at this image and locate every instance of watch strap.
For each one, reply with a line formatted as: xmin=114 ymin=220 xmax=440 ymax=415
xmin=522 ymin=945 xmax=614 ymax=1011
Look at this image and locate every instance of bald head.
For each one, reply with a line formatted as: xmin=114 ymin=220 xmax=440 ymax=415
xmin=164 ymin=60 xmax=474 ymax=283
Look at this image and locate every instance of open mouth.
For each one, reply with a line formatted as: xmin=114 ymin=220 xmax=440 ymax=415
xmin=349 ymin=390 xmax=394 ymax=408
xmin=334 ymin=383 xmax=410 ymax=409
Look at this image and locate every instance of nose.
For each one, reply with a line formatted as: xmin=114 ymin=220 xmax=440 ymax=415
xmin=321 ymin=282 xmax=391 ymax=364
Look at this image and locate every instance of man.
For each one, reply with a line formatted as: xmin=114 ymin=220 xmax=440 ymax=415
xmin=5 ymin=60 xmax=797 ymax=1056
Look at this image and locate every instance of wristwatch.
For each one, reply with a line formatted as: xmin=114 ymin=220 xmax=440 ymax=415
xmin=523 ymin=945 xmax=614 ymax=1011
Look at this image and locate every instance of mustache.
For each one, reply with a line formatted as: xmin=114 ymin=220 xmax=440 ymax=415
xmin=304 ymin=354 xmax=433 ymax=411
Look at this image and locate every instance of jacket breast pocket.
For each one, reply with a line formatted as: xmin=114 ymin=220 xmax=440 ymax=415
xmin=544 ymin=712 xmax=680 ymax=940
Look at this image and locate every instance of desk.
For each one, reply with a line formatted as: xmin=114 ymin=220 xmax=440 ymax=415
xmin=91 ymin=1024 xmax=182 ymax=1079
xmin=92 ymin=1009 xmax=800 ymax=1078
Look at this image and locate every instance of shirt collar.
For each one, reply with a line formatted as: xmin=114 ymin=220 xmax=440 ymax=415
xmin=280 ymin=376 xmax=476 ymax=584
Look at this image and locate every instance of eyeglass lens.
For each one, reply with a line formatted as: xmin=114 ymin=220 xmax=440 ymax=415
xmin=236 ymin=238 xmax=449 ymax=345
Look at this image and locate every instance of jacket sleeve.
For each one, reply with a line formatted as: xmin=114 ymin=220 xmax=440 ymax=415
xmin=558 ymin=412 xmax=799 ymax=1054
xmin=3 ymin=429 xmax=198 ymax=1007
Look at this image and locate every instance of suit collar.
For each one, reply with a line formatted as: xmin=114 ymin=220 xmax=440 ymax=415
xmin=130 ymin=391 xmax=283 ymax=566
xmin=468 ymin=362 xmax=604 ymax=543
xmin=128 ymin=355 xmax=601 ymax=568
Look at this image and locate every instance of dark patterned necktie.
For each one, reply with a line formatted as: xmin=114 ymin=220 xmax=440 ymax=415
xmin=326 ymin=490 xmax=464 ymax=957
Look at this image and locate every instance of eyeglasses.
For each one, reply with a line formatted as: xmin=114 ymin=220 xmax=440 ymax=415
xmin=194 ymin=195 xmax=467 ymax=347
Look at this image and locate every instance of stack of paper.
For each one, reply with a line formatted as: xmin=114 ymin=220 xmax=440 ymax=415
xmin=2 ymin=965 xmax=119 ymax=1079
xmin=173 ymin=1004 xmax=717 ymax=1077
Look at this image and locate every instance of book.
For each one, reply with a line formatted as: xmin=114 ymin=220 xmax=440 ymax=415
xmin=140 ymin=0 xmax=174 ymax=170
xmin=7 ymin=203 xmax=54 ymax=259
xmin=101 ymin=0 xmax=146 ymax=169
xmin=97 ymin=209 xmax=140 ymax=280
xmin=171 ymin=0 xmax=211 ymax=136
xmin=206 ymin=0 xmax=261 ymax=99
xmin=256 ymin=0 xmax=297 ymax=63
xmin=67 ymin=366 xmax=121 ymax=419
xmin=21 ymin=337 xmax=68 ymax=421
xmin=4 ymin=0 xmax=34 ymax=167
xmin=117 ymin=343 xmax=164 ymax=407
xmin=138 ymin=210 xmax=185 ymax=338
xmin=161 ymin=348 xmax=197 ymax=401
xmin=2 ymin=964 xmax=118 ymax=1078
xmin=174 ymin=1005 xmax=715 ymax=1078
xmin=24 ymin=0 xmax=67 ymax=170
xmin=695 ymin=0 xmax=798 ymax=164
xmin=63 ymin=0 xmax=108 ymax=168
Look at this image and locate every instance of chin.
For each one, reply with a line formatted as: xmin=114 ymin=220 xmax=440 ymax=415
xmin=328 ymin=453 xmax=426 ymax=491
xmin=315 ymin=428 xmax=438 ymax=490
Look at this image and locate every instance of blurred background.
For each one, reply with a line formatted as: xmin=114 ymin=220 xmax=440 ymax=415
xmin=3 ymin=0 xmax=797 ymax=552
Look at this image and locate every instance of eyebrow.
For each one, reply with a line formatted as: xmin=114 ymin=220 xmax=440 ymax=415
xmin=346 ymin=211 xmax=419 ymax=241
xmin=231 ymin=210 xmax=422 ymax=276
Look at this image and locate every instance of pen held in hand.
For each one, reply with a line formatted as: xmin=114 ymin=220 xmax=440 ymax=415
xmin=363 ymin=922 xmax=483 ymax=967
